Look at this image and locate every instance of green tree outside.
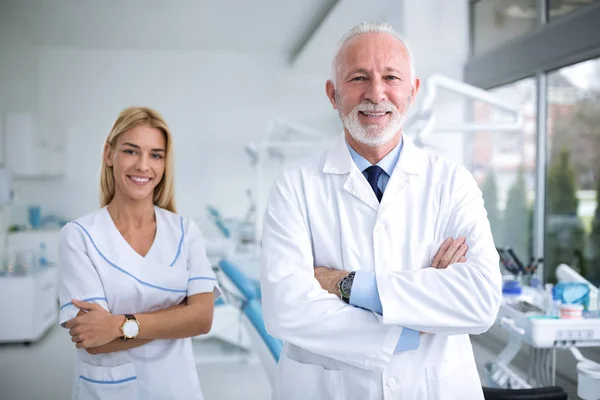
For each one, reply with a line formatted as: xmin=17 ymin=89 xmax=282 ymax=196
xmin=545 ymin=149 xmax=587 ymax=281
xmin=502 ymin=168 xmax=530 ymax=262
xmin=481 ymin=172 xmax=502 ymax=246
xmin=588 ymin=170 xmax=600 ymax=285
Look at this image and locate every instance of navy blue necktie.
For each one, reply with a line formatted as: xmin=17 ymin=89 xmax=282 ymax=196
xmin=364 ymin=165 xmax=384 ymax=202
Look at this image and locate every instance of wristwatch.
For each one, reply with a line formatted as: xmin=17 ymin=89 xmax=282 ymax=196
xmin=338 ymin=271 xmax=356 ymax=304
xmin=120 ymin=314 xmax=140 ymax=342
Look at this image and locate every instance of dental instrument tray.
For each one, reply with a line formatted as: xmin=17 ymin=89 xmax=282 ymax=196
xmin=506 ymin=300 xmax=545 ymax=315
xmin=497 ymin=301 xmax=600 ymax=349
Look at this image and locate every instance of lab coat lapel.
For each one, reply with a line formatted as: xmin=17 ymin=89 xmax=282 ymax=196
xmin=382 ymin=135 xmax=428 ymax=202
xmin=323 ymin=137 xmax=380 ymax=212
xmin=344 ymin=169 xmax=380 ymax=211
xmin=398 ymin=135 xmax=428 ymax=176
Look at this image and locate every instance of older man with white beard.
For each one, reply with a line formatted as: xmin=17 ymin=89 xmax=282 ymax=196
xmin=260 ymin=22 xmax=502 ymax=400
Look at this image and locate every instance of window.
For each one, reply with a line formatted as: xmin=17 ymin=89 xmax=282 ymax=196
xmin=417 ymin=77 xmax=536 ymax=266
xmin=471 ymin=0 xmax=537 ymax=55
xmin=467 ymin=78 xmax=537 ymax=268
xmin=545 ymin=57 xmax=600 ymax=285
xmin=547 ymin=0 xmax=599 ymax=21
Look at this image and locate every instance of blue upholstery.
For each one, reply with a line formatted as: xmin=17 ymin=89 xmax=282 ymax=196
xmin=218 ymin=259 xmax=281 ymax=361
xmin=214 ymin=297 xmax=226 ymax=306
xmin=215 ymin=220 xmax=231 ymax=238
xmin=243 ymin=299 xmax=282 ymax=361
xmin=206 ymin=205 xmax=231 ymax=238
xmin=207 ymin=206 xmax=221 ymax=218
xmin=219 ymin=259 xmax=260 ymax=300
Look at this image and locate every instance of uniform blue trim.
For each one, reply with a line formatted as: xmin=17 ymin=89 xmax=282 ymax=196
xmin=169 ymin=216 xmax=184 ymax=267
xmin=72 ymin=221 xmax=187 ymax=293
xmin=188 ymin=276 xmax=217 ymax=282
xmin=79 ymin=375 xmax=136 ymax=385
xmin=59 ymin=297 xmax=107 ymax=311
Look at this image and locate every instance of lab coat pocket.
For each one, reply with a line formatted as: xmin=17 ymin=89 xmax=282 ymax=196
xmin=78 ymin=362 xmax=138 ymax=400
xmin=278 ymin=355 xmax=344 ymax=400
xmin=425 ymin=360 xmax=483 ymax=400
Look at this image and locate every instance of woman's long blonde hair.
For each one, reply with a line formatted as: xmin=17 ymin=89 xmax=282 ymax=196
xmin=100 ymin=107 xmax=176 ymax=213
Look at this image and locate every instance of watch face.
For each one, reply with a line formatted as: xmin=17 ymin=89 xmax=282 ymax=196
xmin=123 ymin=320 xmax=139 ymax=338
xmin=341 ymin=276 xmax=353 ymax=297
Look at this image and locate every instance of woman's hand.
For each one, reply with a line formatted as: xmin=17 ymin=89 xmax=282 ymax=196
xmin=64 ymin=299 xmax=124 ymax=349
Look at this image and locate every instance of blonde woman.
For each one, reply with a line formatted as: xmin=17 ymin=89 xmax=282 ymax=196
xmin=58 ymin=107 xmax=219 ymax=399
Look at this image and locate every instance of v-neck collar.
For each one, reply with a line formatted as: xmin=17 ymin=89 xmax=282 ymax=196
xmin=103 ymin=205 xmax=160 ymax=259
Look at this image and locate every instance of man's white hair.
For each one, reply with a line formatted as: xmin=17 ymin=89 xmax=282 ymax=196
xmin=331 ymin=22 xmax=416 ymax=87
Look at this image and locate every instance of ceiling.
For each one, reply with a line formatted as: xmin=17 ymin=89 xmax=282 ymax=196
xmin=0 ymin=0 xmax=400 ymax=73
xmin=0 ymin=0 xmax=337 ymax=52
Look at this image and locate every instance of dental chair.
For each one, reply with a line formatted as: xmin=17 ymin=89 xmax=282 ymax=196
xmin=218 ymin=259 xmax=282 ymax=385
xmin=242 ymin=299 xmax=282 ymax=383
xmin=483 ymin=386 xmax=568 ymax=399
xmin=218 ymin=259 xmax=260 ymax=301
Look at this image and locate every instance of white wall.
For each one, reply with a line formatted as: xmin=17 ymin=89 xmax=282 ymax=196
xmin=0 ymin=0 xmax=471 ymax=226
xmin=402 ymin=0 xmax=470 ymax=166
xmin=5 ymin=47 xmax=336 ymax=221
xmin=403 ymin=0 xmax=469 ymax=82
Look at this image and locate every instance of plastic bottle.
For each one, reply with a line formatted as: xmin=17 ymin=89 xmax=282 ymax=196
xmin=549 ymin=284 xmax=562 ymax=318
xmin=502 ymin=279 xmax=522 ymax=303
xmin=530 ymin=272 xmax=545 ymax=307
xmin=530 ymin=273 xmax=541 ymax=290
xmin=545 ymin=283 xmax=561 ymax=317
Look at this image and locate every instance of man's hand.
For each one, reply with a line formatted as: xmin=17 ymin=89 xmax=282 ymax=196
xmin=420 ymin=237 xmax=469 ymax=336
xmin=64 ymin=299 xmax=124 ymax=349
xmin=431 ymin=236 xmax=468 ymax=269
xmin=314 ymin=267 xmax=349 ymax=298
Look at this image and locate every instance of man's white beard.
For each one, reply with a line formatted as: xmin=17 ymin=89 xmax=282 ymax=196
xmin=339 ymin=101 xmax=407 ymax=147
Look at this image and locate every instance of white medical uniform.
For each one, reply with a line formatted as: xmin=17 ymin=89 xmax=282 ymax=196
xmin=58 ymin=206 xmax=220 ymax=400
xmin=261 ymin=135 xmax=502 ymax=400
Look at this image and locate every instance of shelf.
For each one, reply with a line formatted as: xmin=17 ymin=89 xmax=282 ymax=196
xmin=13 ymin=174 xmax=65 ymax=181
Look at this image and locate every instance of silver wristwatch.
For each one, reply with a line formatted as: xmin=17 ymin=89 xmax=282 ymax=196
xmin=338 ymin=271 xmax=356 ymax=304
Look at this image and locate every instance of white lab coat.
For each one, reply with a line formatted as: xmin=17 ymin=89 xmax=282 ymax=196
xmin=261 ymin=135 xmax=502 ymax=400
xmin=58 ymin=206 xmax=219 ymax=400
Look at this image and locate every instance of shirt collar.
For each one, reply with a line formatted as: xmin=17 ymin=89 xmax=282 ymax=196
xmin=347 ymin=136 xmax=404 ymax=176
